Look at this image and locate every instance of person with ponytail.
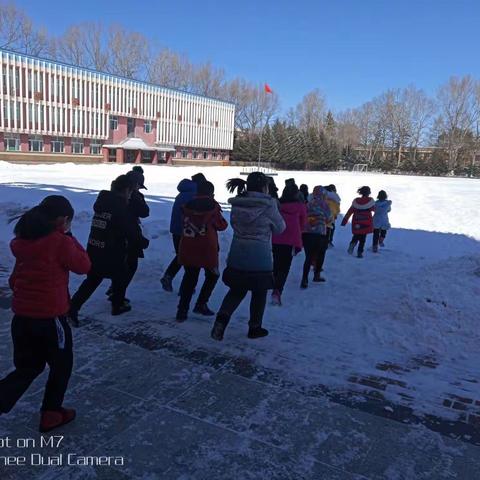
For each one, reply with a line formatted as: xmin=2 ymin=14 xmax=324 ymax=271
xmin=341 ymin=186 xmax=375 ymax=258
xmin=0 ymin=196 xmax=90 ymax=433
xmin=210 ymin=172 xmax=285 ymax=341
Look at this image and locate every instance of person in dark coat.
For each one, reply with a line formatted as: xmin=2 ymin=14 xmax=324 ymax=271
xmin=0 ymin=196 xmax=90 ymax=433
xmin=161 ymin=172 xmax=207 ymax=292
xmin=176 ymin=181 xmax=228 ymax=321
xmin=69 ymin=175 xmax=149 ymax=323
xmin=106 ymin=167 xmax=150 ymax=299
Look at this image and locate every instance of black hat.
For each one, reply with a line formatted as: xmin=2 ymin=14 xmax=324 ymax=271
xmin=192 ymin=173 xmax=207 ymax=185
xmin=127 ymin=170 xmax=147 ymax=190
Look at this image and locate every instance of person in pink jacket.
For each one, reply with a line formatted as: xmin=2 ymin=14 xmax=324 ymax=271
xmin=271 ymin=181 xmax=307 ymax=305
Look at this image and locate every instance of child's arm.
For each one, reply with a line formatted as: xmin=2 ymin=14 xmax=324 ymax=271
xmin=60 ymin=235 xmax=91 ymax=274
xmin=341 ymin=205 xmax=354 ymax=225
xmin=214 ymin=207 xmax=229 ymax=232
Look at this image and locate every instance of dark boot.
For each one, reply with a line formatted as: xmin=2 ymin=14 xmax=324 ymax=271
xmin=161 ymin=275 xmax=173 ymax=292
xmin=347 ymin=242 xmax=355 ymax=255
xmin=67 ymin=309 xmax=79 ymax=328
xmin=39 ymin=408 xmax=76 ymax=433
xmin=193 ymin=304 xmax=215 ymax=316
xmin=313 ymin=272 xmax=326 ymax=282
xmin=176 ymin=308 xmax=188 ymax=322
xmin=211 ymin=314 xmax=229 ymax=341
xmin=300 ymin=276 xmax=308 ymax=289
xmin=112 ymin=302 xmax=132 ymax=316
xmin=247 ymin=327 xmax=269 ymax=339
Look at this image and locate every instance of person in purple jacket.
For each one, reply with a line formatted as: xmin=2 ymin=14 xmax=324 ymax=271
xmin=161 ymin=173 xmax=206 ymax=292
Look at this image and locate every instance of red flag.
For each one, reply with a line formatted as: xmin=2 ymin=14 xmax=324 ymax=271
xmin=264 ymin=83 xmax=272 ymax=94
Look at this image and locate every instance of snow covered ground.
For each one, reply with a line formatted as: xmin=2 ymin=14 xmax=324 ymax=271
xmin=0 ymin=161 xmax=479 ymax=425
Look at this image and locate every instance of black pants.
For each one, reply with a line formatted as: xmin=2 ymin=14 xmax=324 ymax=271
xmin=351 ymin=234 xmax=367 ymax=254
xmin=178 ymin=267 xmax=219 ymax=311
xmin=71 ymin=269 xmax=127 ymax=311
xmin=373 ymin=229 xmax=387 ymax=247
xmin=0 ymin=315 xmax=73 ymax=413
xmin=273 ymin=244 xmax=293 ymax=293
xmin=302 ymin=233 xmax=329 ymax=278
xmin=328 ymin=223 xmax=336 ymax=243
xmin=218 ymin=288 xmax=267 ymax=330
xmin=164 ymin=234 xmax=182 ymax=279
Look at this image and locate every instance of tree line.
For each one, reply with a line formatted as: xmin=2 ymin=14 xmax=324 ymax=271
xmin=1 ymin=2 xmax=479 ymax=176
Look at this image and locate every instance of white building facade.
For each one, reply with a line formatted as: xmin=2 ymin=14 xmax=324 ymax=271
xmin=0 ymin=49 xmax=235 ymax=165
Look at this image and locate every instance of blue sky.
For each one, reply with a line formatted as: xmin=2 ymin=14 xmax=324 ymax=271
xmin=16 ymin=0 xmax=480 ymax=112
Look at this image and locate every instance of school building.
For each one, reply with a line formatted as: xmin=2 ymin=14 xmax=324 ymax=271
xmin=0 ymin=49 xmax=235 ymax=165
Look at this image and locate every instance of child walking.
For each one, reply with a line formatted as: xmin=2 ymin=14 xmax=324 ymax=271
xmin=0 ymin=196 xmax=91 ymax=432
xmin=341 ymin=186 xmax=375 ymax=258
xmin=325 ymin=184 xmax=341 ymax=247
xmin=176 ymin=181 xmax=228 ymax=321
xmin=211 ymin=172 xmax=285 ymax=341
xmin=372 ymin=190 xmax=392 ymax=253
xmin=271 ymin=182 xmax=307 ymax=305
xmin=301 ymin=186 xmax=333 ymax=288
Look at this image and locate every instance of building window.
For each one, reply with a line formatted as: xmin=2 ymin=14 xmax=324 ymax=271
xmin=90 ymin=140 xmax=102 ymax=155
xmin=221 ymin=153 xmax=225 ymax=160
xmin=28 ymin=135 xmax=43 ymax=152
xmin=211 ymin=150 xmax=217 ymax=159
xmin=72 ymin=139 xmax=84 ymax=154
xmin=193 ymin=150 xmax=198 ymax=159
xmin=181 ymin=149 xmax=188 ymax=158
xmin=158 ymin=151 xmax=166 ymax=162
xmin=51 ymin=137 xmax=64 ymax=153
xmin=142 ymin=151 xmax=152 ymax=163
xmin=176 ymin=150 xmax=181 ymax=158
xmin=4 ymin=134 xmax=20 ymax=151
xmin=203 ymin=151 xmax=208 ymax=160
xmin=110 ymin=115 xmax=118 ymax=130
xmin=144 ymin=120 xmax=152 ymax=133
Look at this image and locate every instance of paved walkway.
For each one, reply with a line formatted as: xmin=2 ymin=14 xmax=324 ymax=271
xmin=1 ymin=309 xmax=480 ymax=480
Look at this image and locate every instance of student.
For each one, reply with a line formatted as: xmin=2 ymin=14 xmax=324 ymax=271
xmin=176 ymin=181 xmax=228 ymax=321
xmin=341 ymin=186 xmax=375 ymax=258
xmin=301 ymin=186 xmax=333 ymax=288
xmin=372 ymin=190 xmax=392 ymax=253
xmin=0 ymin=196 xmax=90 ymax=432
xmin=161 ymin=173 xmax=207 ymax=292
xmin=211 ymin=172 xmax=285 ymax=341
xmin=299 ymin=184 xmax=309 ymax=204
xmin=271 ymin=182 xmax=307 ymax=305
xmin=324 ymin=184 xmax=341 ymax=247
xmin=69 ymin=175 xmax=149 ymax=324
xmin=106 ymin=167 xmax=150 ymax=301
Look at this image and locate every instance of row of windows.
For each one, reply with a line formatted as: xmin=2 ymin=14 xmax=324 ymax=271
xmin=108 ymin=116 xmax=153 ymax=134
xmin=177 ymin=149 xmax=226 ymax=160
xmin=3 ymin=134 xmax=102 ymax=154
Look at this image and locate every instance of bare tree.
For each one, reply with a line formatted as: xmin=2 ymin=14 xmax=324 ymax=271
xmin=434 ymin=76 xmax=479 ymax=170
xmin=293 ymin=89 xmax=326 ymax=131
xmin=0 ymin=2 xmax=48 ymax=55
xmin=107 ymin=25 xmax=149 ymax=79
xmin=191 ymin=61 xmax=225 ymax=98
xmin=147 ymin=48 xmax=193 ymax=90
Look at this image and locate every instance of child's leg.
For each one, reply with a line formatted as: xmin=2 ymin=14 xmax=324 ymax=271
xmin=70 ymin=271 xmax=103 ymax=313
xmin=357 ymin=234 xmax=367 ymax=255
xmin=373 ymin=229 xmax=380 ymax=247
xmin=42 ymin=316 xmax=73 ymax=412
xmin=380 ymin=230 xmax=387 ymax=245
xmin=0 ymin=316 xmax=46 ymax=413
xmin=248 ymin=289 xmax=268 ymax=330
xmin=274 ymin=245 xmax=292 ymax=293
xmin=196 ymin=268 xmax=220 ymax=307
xmin=329 ymin=223 xmax=336 ymax=244
xmin=178 ymin=267 xmax=201 ymax=312
xmin=315 ymin=234 xmax=330 ymax=273
xmin=302 ymin=234 xmax=314 ymax=280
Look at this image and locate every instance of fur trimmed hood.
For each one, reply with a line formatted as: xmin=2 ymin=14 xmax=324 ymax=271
xmin=352 ymin=197 xmax=375 ymax=210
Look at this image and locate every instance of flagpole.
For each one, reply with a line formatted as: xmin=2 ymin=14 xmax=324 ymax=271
xmin=258 ymin=123 xmax=264 ymax=171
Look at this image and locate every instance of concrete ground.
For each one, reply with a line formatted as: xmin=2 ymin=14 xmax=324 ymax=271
xmin=1 ymin=307 xmax=480 ymax=480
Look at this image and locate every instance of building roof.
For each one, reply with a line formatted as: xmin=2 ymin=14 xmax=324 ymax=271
xmin=103 ymin=137 xmax=175 ymax=151
xmin=0 ymin=47 xmax=236 ymax=107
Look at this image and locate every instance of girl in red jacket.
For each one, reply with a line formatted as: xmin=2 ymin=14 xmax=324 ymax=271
xmin=341 ymin=186 xmax=375 ymax=258
xmin=177 ymin=181 xmax=228 ymax=321
xmin=0 ymin=196 xmax=91 ymax=433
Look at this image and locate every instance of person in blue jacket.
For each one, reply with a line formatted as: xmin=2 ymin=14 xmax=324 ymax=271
xmin=161 ymin=173 xmax=206 ymax=291
xmin=372 ymin=190 xmax=392 ymax=253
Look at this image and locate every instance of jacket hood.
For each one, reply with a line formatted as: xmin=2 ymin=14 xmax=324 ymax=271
xmin=376 ymin=199 xmax=392 ymax=206
xmin=93 ymin=190 xmax=126 ymax=213
xmin=177 ymin=179 xmax=197 ymax=193
xmin=229 ymin=193 xmax=274 ymax=225
xmin=352 ymin=197 xmax=375 ymax=209
xmin=312 ymin=186 xmax=327 ymax=198
xmin=184 ymin=196 xmax=219 ymax=215
xmin=326 ymin=191 xmax=341 ymax=203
